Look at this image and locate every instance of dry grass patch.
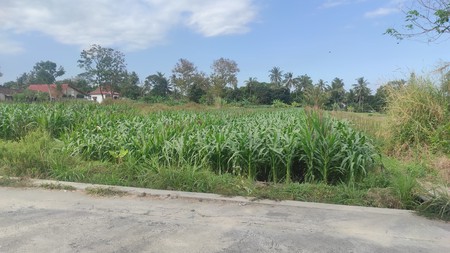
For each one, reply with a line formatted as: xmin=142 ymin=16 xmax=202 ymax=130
xmin=432 ymin=156 xmax=450 ymax=184
xmin=85 ymin=187 xmax=128 ymax=197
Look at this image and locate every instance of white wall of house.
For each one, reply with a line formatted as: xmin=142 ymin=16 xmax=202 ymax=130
xmin=89 ymin=94 xmax=119 ymax=103
xmin=90 ymin=94 xmax=104 ymax=103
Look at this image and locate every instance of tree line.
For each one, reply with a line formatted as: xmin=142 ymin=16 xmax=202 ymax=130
xmin=1 ymin=44 xmax=400 ymax=112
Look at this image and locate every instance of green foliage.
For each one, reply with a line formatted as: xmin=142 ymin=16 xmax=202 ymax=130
xmin=385 ymin=0 xmax=450 ymax=42
xmin=0 ymin=111 xmax=441 ymax=215
xmin=144 ymin=72 xmax=172 ymax=98
xmin=0 ymin=103 xmax=380 ymax=185
xmin=431 ymin=121 xmax=450 ymax=153
xmin=385 ymin=75 xmax=449 ymax=152
xmin=271 ymin=99 xmax=289 ymax=108
xmin=0 ymin=129 xmax=67 ymax=177
xmin=351 ymin=77 xmax=372 ymax=112
xmin=78 ymin=44 xmax=127 ymax=95
xmin=30 ymin=60 xmax=65 ymax=84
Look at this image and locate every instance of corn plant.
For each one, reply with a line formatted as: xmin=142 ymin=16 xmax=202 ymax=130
xmin=1 ymin=103 xmax=380 ymax=185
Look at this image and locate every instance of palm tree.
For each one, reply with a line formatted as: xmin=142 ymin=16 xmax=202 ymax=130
xmin=269 ymin=67 xmax=283 ymax=87
xmin=329 ymin=77 xmax=346 ymax=107
xmin=316 ymin=79 xmax=329 ymax=92
xmin=352 ymin=77 xmax=371 ymax=112
xmin=145 ymin=72 xmax=172 ymax=97
xmin=295 ymin=74 xmax=313 ymax=92
xmin=283 ymin=72 xmax=294 ymax=90
xmin=244 ymin=77 xmax=258 ymax=97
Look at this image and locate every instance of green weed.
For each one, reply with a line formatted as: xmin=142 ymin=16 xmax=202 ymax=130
xmin=85 ymin=187 xmax=128 ymax=197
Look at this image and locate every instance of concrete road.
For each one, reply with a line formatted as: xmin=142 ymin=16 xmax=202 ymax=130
xmin=0 ymin=184 xmax=449 ymax=253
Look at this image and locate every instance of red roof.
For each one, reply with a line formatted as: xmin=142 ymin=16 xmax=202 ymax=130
xmin=89 ymin=86 xmax=120 ymax=96
xmin=28 ymin=84 xmax=86 ymax=97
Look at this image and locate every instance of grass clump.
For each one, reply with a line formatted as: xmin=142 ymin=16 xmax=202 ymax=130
xmin=0 ymin=129 xmax=89 ymax=179
xmin=85 ymin=187 xmax=128 ymax=197
xmin=417 ymin=189 xmax=450 ymax=221
xmin=385 ymin=75 xmax=449 ymax=154
xmin=40 ymin=183 xmax=76 ymax=191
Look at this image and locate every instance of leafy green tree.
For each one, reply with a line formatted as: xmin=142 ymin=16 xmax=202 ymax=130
xmin=191 ymin=72 xmax=211 ymax=103
xmin=30 ymin=61 xmax=65 ymax=84
xmin=372 ymin=79 xmax=406 ymax=112
xmin=78 ymin=44 xmax=127 ymax=97
xmin=2 ymin=81 xmax=17 ymax=88
xmin=144 ymin=72 xmax=171 ymax=98
xmin=187 ymin=83 xmax=206 ymax=103
xmin=210 ymin=58 xmax=239 ymax=98
xmin=171 ymin=58 xmax=198 ymax=97
xmin=252 ymin=82 xmax=273 ymax=104
xmin=269 ymin=67 xmax=283 ymax=87
xmin=2 ymin=72 xmax=31 ymax=89
xmin=386 ymin=0 xmax=450 ymax=42
xmin=119 ymin=71 xmax=141 ymax=99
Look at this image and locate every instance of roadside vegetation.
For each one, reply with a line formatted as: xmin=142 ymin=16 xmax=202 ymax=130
xmin=1 ymin=72 xmax=448 ymax=221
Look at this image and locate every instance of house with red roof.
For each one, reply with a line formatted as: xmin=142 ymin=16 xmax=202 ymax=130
xmin=28 ymin=84 xmax=87 ymax=99
xmin=89 ymin=86 xmax=120 ymax=103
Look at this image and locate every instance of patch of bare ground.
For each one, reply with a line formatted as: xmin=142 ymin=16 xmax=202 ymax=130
xmin=432 ymin=156 xmax=450 ymax=184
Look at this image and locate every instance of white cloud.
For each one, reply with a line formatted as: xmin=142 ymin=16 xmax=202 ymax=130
xmin=320 ymin=0 xmax=367 ymax=9
xmin=364 ymin=7 xmax=399 ymax=18
xmin=0 ymin=34 xmax=24 ymax=54
xmin=0 ymin=0 xmax=258 ymax=53
xmin=364 ymin=0 xmax=405 ymax=19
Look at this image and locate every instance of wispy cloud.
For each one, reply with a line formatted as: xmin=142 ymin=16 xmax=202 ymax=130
xmin=364 ymin=0 xmax=405 ymax=18
xmin=0 ymin=0 xmax=258 ymax=53
xmin=364 ymin=7 xmax=399 ymax=18
xmin=320 ymin=0 xmax=367 ymax=9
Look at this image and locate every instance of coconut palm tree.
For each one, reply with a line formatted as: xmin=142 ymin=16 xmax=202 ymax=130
xmin=269 ymin=67 xmax=283 ymax=87
xmin=283 ymin=72 xmax=294 ymax=90
xmin=352 ymin=77 xmax=371 ymax=112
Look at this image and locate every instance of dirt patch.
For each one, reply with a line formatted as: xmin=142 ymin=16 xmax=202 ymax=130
xmin=433 ymin=156 xmax=450 ymax=184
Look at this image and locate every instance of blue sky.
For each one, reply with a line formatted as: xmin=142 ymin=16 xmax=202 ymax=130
xmin=0 ymin=0 xmax=447 ymax=92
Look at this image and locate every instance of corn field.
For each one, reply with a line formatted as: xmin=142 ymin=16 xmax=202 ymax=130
xmin=0 ymin=102 xmax=380 ymax=184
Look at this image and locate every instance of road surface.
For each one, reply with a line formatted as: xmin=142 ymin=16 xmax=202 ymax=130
xmin=0 ymin=183 xmax=449 ymax=253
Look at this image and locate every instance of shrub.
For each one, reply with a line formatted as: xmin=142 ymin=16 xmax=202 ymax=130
xmin=385 ymin=75 xmax=449 ymax=153
xmin=272 ymin=99 xmax=289 ymax=108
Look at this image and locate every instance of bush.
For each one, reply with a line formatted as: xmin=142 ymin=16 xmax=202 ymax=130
xmin=272 ymin=99 xmax=289 ymax=108
xmin=385 ymin=75 xmax=449 ymax=153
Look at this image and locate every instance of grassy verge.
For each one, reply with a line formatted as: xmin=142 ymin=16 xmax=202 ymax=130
xmin=0 ymin=101 xmax=448 ymax=221
xmin=0 ymin=130 xmax=432 ymax=210
xmin=330 ymin=109 xmax=449 ymax=220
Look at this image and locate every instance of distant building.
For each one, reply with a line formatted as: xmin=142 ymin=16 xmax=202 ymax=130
xmin=28 ymin=84 xmax=87 ymax=99
xmin=89 ymin=86 xmax=120 ymax=103
xmin=0 ymin=87 xmax=21 ymax=101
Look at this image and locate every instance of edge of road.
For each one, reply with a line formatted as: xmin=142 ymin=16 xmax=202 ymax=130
xmin=1 ymin=176 xmax=414 ymax=215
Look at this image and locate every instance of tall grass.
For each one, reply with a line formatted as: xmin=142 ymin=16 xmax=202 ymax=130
xmin=385 ymin=75 xmax=449 ymax=153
